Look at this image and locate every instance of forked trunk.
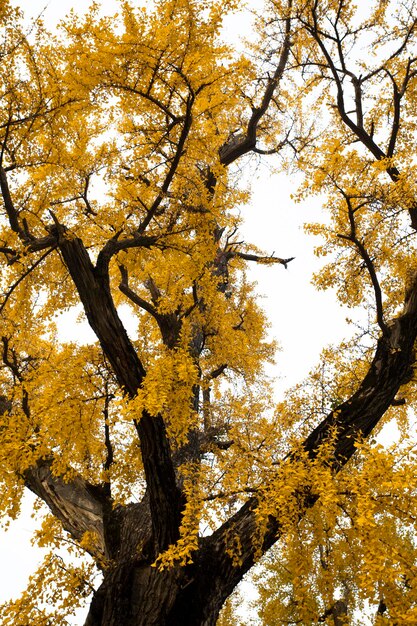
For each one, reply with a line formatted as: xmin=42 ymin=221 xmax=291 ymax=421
xmin=80 ymin=497 xmax=235 ymax=626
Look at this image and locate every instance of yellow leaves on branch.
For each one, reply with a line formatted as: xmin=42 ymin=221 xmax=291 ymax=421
xmin=126 ymin=348 xmax=200 ymax=444
xmin=0 ymin=0 xmax=252 ymax=257
xmin=154 ymin=463 xmax=203 ymax=569
xmin=0 ymin=550 xmax=97 ymax=625
xmin=250 ymin=437 xmax=417 ymax=626
xmin=0 ymin=0 xmax=276 ymax=516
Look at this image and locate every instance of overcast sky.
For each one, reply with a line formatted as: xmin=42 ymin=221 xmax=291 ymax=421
xmin=0 ymin=0 xmax=354 ymax=622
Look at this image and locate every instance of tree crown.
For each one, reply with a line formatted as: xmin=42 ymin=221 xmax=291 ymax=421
xmin=1 ymin=1 xmax=417 ymax=624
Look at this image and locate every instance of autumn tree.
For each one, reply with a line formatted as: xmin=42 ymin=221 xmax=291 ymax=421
xmin=1 ymin=0 xmax=417 ymax=624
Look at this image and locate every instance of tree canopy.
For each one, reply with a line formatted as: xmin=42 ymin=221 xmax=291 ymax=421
xmin=1 ymin=0 xmax=417 ymax=624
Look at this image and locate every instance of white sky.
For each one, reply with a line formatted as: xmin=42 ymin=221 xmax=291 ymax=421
xmin=0 ymin=0 xmax=354 ymax=622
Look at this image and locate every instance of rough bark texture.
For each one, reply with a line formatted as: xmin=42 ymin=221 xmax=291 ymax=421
xmin=58 ymin=235 xmax=184 ymax=554
xmin=24 ymin=458 xmax=106 ymax=558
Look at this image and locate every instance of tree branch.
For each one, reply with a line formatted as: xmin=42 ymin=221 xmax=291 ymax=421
xmin=0 ymin=340 xmax=109 ymax=561
xmin=24 ymin=458 xmax=106 ymax=561
xmin=218 ymin=1 xmax=293 ymax=166
xmin=0 ymin=246 xmax=57 ymax=313
xmin=58 ymin=233 xmax=183 ymax=554
xmin=196 ymin=267 xmax=417 ymax=612
xmin=0 ymin=166 xmax=22 ymax=235
xmin=386 ymin=70 xmax=401 ymax=159
xmin=303 ymin=7 xmax=417 ymax=230
xmin=118 ymin=264 xmax=182 ymax=349
xmin=230 ymin=251 xmax=295 ymax=268
xmin=0 ymin=167 xmax=59 ymax=252
xmin=335 ymin=191 xmax=388 ymax=336
xmin=138 ymin=94 xmax=194 ymax=234
xmin=118 ymin=264 xmax=159 ymax=319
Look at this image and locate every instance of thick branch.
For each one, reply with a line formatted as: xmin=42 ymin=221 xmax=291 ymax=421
xmin=24 ymin=458 xmax=106 ymax=560
xmin=58 ymin=234 xmax=182 ymax=553
xmin=195 ymin=269 xmax=417 ymax=615
xmin=386 ymin=71 xmax=401 ymax=159
xmin=218 ymin=3 xmax=292 ymax=166
xmin=318 ymin=600 xmax=348 ymax=625
xmin=0 ymin=166 xmax=22 ymax=235
xmin=97 ymin=234 xmax=158 ymax=274
xmin=58 ymin=235 xmax=145 ymax=394
xmin=1 ymin=339 xmax=109 ymax=561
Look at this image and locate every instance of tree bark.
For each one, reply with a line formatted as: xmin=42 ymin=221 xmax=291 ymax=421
xmin=58 ymin=235 xmax=184 ymax=554
xmin=24 ymin=458 xmax=107 ymax=559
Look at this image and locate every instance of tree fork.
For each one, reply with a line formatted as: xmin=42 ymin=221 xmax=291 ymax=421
xmin=79 ymin=270 xmax=417 ymax=626
xmin=57 ymin=234 xmax=184 ymax=553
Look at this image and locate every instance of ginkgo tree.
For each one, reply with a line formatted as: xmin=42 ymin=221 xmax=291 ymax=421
xmin=1 ymin=0 xmax=417 ymax=624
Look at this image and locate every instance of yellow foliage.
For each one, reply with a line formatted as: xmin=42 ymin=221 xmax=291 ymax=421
xmin=1 ymin=0 xmax=417 ymax=624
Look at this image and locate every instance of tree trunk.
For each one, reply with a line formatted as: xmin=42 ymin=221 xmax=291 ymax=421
xmin=48 ymin=266 xmax=417 ymax=626
xmin=84 ymin=555 xmax=228 ymax=626
xmin=83 ymin=503 xmax=225 ymax=626
xmin=85 ymin=564 xmax=184 ymax=626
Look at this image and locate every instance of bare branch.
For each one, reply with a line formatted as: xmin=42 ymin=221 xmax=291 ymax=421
xmin=219 ymin=1 xmax=293 ymax=166
xmin=230 ymin=251 xmax=295 ymax=268
xmin=0 ymin=247 xmax=57 ymax=314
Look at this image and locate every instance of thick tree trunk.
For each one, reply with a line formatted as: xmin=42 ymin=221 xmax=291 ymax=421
xmin=84 ymin=555 xmax=226 ymax=626
xmin=45 ymin=264 xmax=417 ymax=626
xmin=85 ymin=565 xmax=184 ymax=626
xmin=82 ymin=500 xmax=222 ymax=626
xmin=101 ymin=275 xmax=417 ymax=626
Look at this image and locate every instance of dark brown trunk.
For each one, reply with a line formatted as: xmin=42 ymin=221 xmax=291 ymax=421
xmin=58 ymin=235 xmax=184 ymax=553
xmin=84 ymin=558 xmax=227 ymax=626
xmin=85 ymin=566 xmax=186 ymax=626
xmin=82 ymin=502 xmax=220 ymax=626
